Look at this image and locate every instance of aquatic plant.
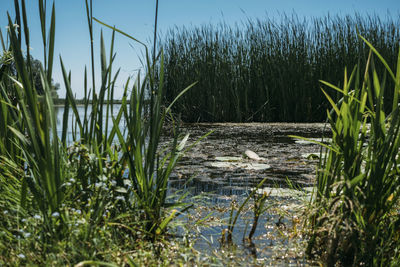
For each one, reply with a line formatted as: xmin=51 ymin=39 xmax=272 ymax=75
xmin=160 ymin=14 xmax=400 ymax=122
xmin=247 ymin=190 xmax=269 ymax=242
xmin=306 ymin=38 xmax=400 ymax=266
xmin=221 ymin=177 xmax=268 ymax=245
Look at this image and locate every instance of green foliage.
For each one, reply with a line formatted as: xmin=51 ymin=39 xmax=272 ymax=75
xmin=306 ymin=38 xmax=400 ymax=266
xmin=0 ymin=32 xmax=59 ymax=98
xmin=161 ymin=14 xmax=400 ymax=122
xmin=0 ymin=0 xmax=193 ymax=264
xmin=1 ymin=0 xmax=66 ymax=245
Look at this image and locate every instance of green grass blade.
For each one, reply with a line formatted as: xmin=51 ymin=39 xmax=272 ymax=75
xmin=47 ymin=2 xmax=56 ymax=81
xmin=60 ymin=56 xmax=83 ymax=135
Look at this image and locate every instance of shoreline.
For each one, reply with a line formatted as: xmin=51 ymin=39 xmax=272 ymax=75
xmin=53 ymin=98 xmax=123 ymax=106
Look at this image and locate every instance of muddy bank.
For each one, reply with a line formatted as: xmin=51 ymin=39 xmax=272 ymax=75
xmin=165 ymin=123 xmax=331 ymax=195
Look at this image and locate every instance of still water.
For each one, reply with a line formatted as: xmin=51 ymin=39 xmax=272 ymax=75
xmin=55 ymin=106 xmax=321 ymax=264
xmin=166 ymin=123 xmax=324 ymax=264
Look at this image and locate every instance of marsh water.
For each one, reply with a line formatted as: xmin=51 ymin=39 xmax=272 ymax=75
xmin=166 ymin=123 xmax=328 ymax=265
xmin=56 ymin=106 xmax=329 ymax=265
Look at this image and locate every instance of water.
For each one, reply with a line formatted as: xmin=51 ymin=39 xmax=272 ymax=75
xmin=163 ymin=123 xmax=325 ymax=264
xmin=55 ymin=104 xmax=126 ymax=144
xmin=55 ymin=107 xmax=323 ymax=264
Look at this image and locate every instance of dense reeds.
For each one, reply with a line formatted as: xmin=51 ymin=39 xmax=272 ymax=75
xmin=161 ymin=14 xmax=400 ymax=122
xmin=305 ymin=39 xmax=400 ymax=265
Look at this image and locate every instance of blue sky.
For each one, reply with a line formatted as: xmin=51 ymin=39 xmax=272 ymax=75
xmin=1 ymin=0 xmax=399 ymax=99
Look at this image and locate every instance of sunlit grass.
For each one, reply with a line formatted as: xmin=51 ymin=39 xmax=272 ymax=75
xmin=0 ymin=0 xmax=195 ymax=264
xmin=306 ymin=38 xmax=400 ymax=266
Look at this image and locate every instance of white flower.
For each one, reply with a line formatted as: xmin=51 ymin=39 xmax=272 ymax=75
xmin=51 ymin=212 xmax=60 ymax=218
xmin=33 ymin=214 xmax=41 ymax=220
xmin=123 ymin=179 xmax=132 ymax=186
xmin=89 ymin=154 xmax=96 ymax=161
xmin=17 ymin=253 xmax=25 ymax=259
xmin=95 ymin=182 xmax=105 ymax=189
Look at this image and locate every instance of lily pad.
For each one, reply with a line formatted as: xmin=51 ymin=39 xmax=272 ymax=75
xmin=244 ymin=149 xmax=263 ymax=160
xmin=256 ymin=187 xmax=315 ymax=198
xmin=241 ymin=162 xmax=271 ymax=170
xmin=215 ymin=156 xmax=242 ymax=162
xmin=294 ymin=137 xmax=331 ymax=145
xmin=210 ymin=162 xmax=236 ymax=168
xmin=210 ymin=161 xmax=270 ymax=170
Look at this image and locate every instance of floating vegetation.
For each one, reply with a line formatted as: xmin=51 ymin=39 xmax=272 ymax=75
xmin=243 ymin=149 xmax=265 ymax=161
xmin=301 ymin=152 xmax=325 ymax=159
xmin=214 ymin=156 xmax=242 ymax=162
xmin=257 ymin=187 xmax=314 ymax=199
xmin=294 ymin=137 xmax=332 ymax=145
xmin=211 ymin=150 xmax=270 ymax=170
xmin=210 ymin=161 xmax=271 ymax=171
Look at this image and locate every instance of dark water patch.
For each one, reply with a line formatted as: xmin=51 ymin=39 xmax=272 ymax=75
xmin=166 ymin=123 xmax=324 ymax=264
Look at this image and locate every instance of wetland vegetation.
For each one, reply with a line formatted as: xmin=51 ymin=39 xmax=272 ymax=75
xmin=161 ymin=14 xmax=400 ymax=122
xmin=1 ymin=0 xmax=400 ymax=266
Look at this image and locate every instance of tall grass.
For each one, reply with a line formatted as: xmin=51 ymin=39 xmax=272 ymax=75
xmin=1 ymin=0 xmax=67 ymax=245
xmin=305 ymin=39 xmax=400 ymax=266
xmin=0 ymin=0 xmax=194 ymax=263
xmin=160 ymin=14 xmax=400 ymax=122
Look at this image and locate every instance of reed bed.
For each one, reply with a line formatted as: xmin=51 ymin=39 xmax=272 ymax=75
xmin=161 ymin=14 xmax=400 ymax=122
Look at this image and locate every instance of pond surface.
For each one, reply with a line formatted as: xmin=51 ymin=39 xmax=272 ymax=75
xmin=167 ymin=123 xmax=329 ymax=191
xmin=163 ymin=123 xmax=330 ymax=265
xmin=55 ymin=105 xmax=328 ymax=264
